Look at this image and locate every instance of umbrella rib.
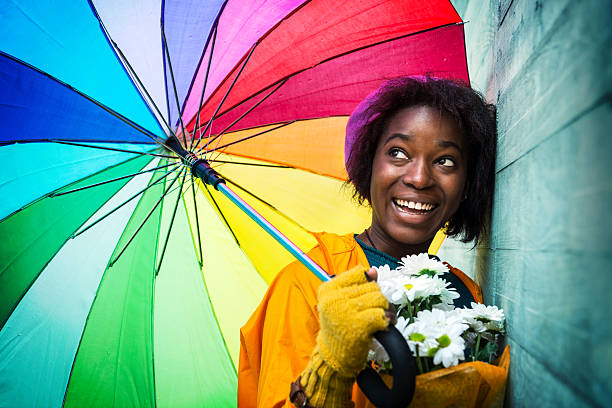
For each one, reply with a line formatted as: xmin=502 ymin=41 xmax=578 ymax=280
xmin=155 ymin=169 xmax=188 ymax=275
xmin=209 ymin=159 xmax=291 ymax=169
xmin=202 ymin=183 xmax=241 ymax=246
xmin=48 ymin=140 xmax=178 ymax=159
xmin=197 ymin=21 xmax=467 ymax=126
xmin=109 ymin=167 xmax=185 ymax=267
xmin=220 ymin=173 xmax=311 ymax=233
xmin=178 ymin=1 xmax=230 ymax=150
xmin=161 ymin=25 xmax=189 ymax=147
xmin=190 ymin=17 xmax=220 ymax=152
xmin=196 ymin=78 xmax=288 ymax=153
xmin=206 ymin=121 xmax=294 ymax=157
xmin=87 ymin=0 xmax=174 ymax=137
xmin=198 ymin=44 xmax=257 ymax=158
xmin=308 ymin=22 xmax=467 ymax=76
xmin=179 ymin=0 xmax=314 ymax=131
xmin=71 ymin=164 xmax=181 ymax=239
xmin=189 ymin=175 xmax=204 ymax=267
xmin=50 ymin=138 xmax=187 ymax=169
xmin=49 ymin=162 xmax=177 ymax=197
xmin=111 ymin=42 xmax=174 ymax=136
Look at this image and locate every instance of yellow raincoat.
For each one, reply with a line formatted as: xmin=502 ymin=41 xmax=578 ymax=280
xmin=238 ymin=232 xmax=508 ymax=407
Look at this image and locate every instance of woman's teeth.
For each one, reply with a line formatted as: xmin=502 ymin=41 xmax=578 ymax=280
xmin=393 ymin=199 xmax=435 ymax=211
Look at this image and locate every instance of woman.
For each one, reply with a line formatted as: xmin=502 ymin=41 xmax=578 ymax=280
xmin=238 ymin=77 xmax=497 ymax=407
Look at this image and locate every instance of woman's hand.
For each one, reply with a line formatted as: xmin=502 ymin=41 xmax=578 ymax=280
xmin=365 ymin=266 xmax=378 ymax=281
xmin=317 ymin=266 xmax=391 ymax=377
xmin=297 ymin=266 xmax=391 ymax=407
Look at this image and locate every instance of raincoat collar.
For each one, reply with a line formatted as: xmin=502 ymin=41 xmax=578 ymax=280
xmin=310 ymin=231 xmax=370 ymax=277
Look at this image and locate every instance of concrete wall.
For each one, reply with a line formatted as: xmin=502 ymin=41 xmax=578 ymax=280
xmin=441 ymin=1 xmax=612 ymax=406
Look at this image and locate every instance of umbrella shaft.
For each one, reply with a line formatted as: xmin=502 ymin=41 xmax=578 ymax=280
xmin=164 ymin=135 xmax=329 ymax=281
xmin=216 ymin=183 xmax=331 ymax=282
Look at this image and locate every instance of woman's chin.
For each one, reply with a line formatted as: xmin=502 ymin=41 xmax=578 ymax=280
xmin=388 ymin=210 xmax=441 ymax=244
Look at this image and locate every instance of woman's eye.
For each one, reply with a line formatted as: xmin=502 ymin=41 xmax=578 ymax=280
xmin=389 ymin=148 xmax=408 ymax=159
xmin=437 ymin=158 xmax=456 ymax=167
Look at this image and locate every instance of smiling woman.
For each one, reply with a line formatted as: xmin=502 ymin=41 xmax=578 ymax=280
xmin=346 ymin=77 xmax=497 ymax=247
xmin=365 ymin=105 xmax=469 ymax=259
xmin=238 ymin=77 xmax=497 ymax=408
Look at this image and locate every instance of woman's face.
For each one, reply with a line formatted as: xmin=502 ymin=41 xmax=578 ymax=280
xmin=368 ymin=105 xmax=468 ymax=257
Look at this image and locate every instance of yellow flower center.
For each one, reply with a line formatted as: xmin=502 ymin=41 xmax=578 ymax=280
xmin=437 ymin=334 xmax=451 ymax=348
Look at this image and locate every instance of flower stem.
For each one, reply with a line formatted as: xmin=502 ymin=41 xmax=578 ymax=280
xmin=474 ymin=334 xmax=481 ymax=361
xmin=407 ymin=302 xmax=413 ymax=323
xmin=424 ymin=357 xmax=430 ymax=372
xmin=416 ymin=349 xmax=424 ymax=374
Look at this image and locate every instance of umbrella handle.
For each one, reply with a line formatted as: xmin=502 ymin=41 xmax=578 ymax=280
xmin=356 ymin=325 xmax=416 ymax=408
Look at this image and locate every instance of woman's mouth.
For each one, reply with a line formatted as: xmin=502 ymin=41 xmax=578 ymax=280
xmin=392 ymin=198 xmax=437 ymax=214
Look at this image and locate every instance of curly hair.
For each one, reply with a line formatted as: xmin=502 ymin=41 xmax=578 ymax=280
xmin=345 ymin=76 xmax=497 ymax=244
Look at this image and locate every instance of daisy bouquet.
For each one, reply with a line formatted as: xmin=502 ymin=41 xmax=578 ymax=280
xmin=369 ymin=254 xmax=506 ymax=374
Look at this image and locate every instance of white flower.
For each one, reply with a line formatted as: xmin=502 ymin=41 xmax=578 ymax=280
xmin=397 ymin=316 xmax=437 ymax=357
xmin=415 ymin=309 xmax=468 ymax=337
xmin=412 ymin=309 xmax=468 ymax=367
xmin=463 ymin=316 xmax=487 ymax=332
xmin=469 ymin=302 xmax=505 ymax=321
xmin=378 ymin=269 xmax=459 ymax=308
xmin=374 ymin=263 xmax=394 ymax=280
xmin=397 ymin=310 xmax=469 ymax=366
xmin=398 ymin=253 xmax=449 ymax=277
xmin=376 ymin=269 xmax=410 ymax=304
xmin=432 ymin=332 xmax=466 ymax=368
xmin=404 ymin=275 xmax=440 ymax=302
xmin=463 ymin=303 xmax=505 ymax=332
xmin=427 ymin=276 xmax=460 ymax=306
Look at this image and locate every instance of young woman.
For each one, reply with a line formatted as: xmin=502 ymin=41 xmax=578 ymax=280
xmin=238 ymin=77 xmax=497 ymax=407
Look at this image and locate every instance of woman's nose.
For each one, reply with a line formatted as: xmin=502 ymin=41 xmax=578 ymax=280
xmin=402 ymin=159 xmax=433 ymax=189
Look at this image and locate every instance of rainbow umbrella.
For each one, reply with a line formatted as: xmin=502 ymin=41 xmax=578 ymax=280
xmin=0 ymin=0 xmax=468 ymax=406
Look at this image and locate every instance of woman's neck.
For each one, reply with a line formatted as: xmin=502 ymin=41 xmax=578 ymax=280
xmin=358 ymin=226 xmax=432 ymax=260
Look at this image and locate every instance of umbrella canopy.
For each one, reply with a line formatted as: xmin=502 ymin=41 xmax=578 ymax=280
xmin=0 ymin=0 xmax=468 ymax=406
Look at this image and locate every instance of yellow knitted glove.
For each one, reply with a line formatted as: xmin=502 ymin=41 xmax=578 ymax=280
xmin=300 ymin=266 xmax=390 ymax=407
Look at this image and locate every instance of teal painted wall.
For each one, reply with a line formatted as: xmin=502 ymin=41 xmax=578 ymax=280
xmin=442 ymin=1 xmax=612 ymax=406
